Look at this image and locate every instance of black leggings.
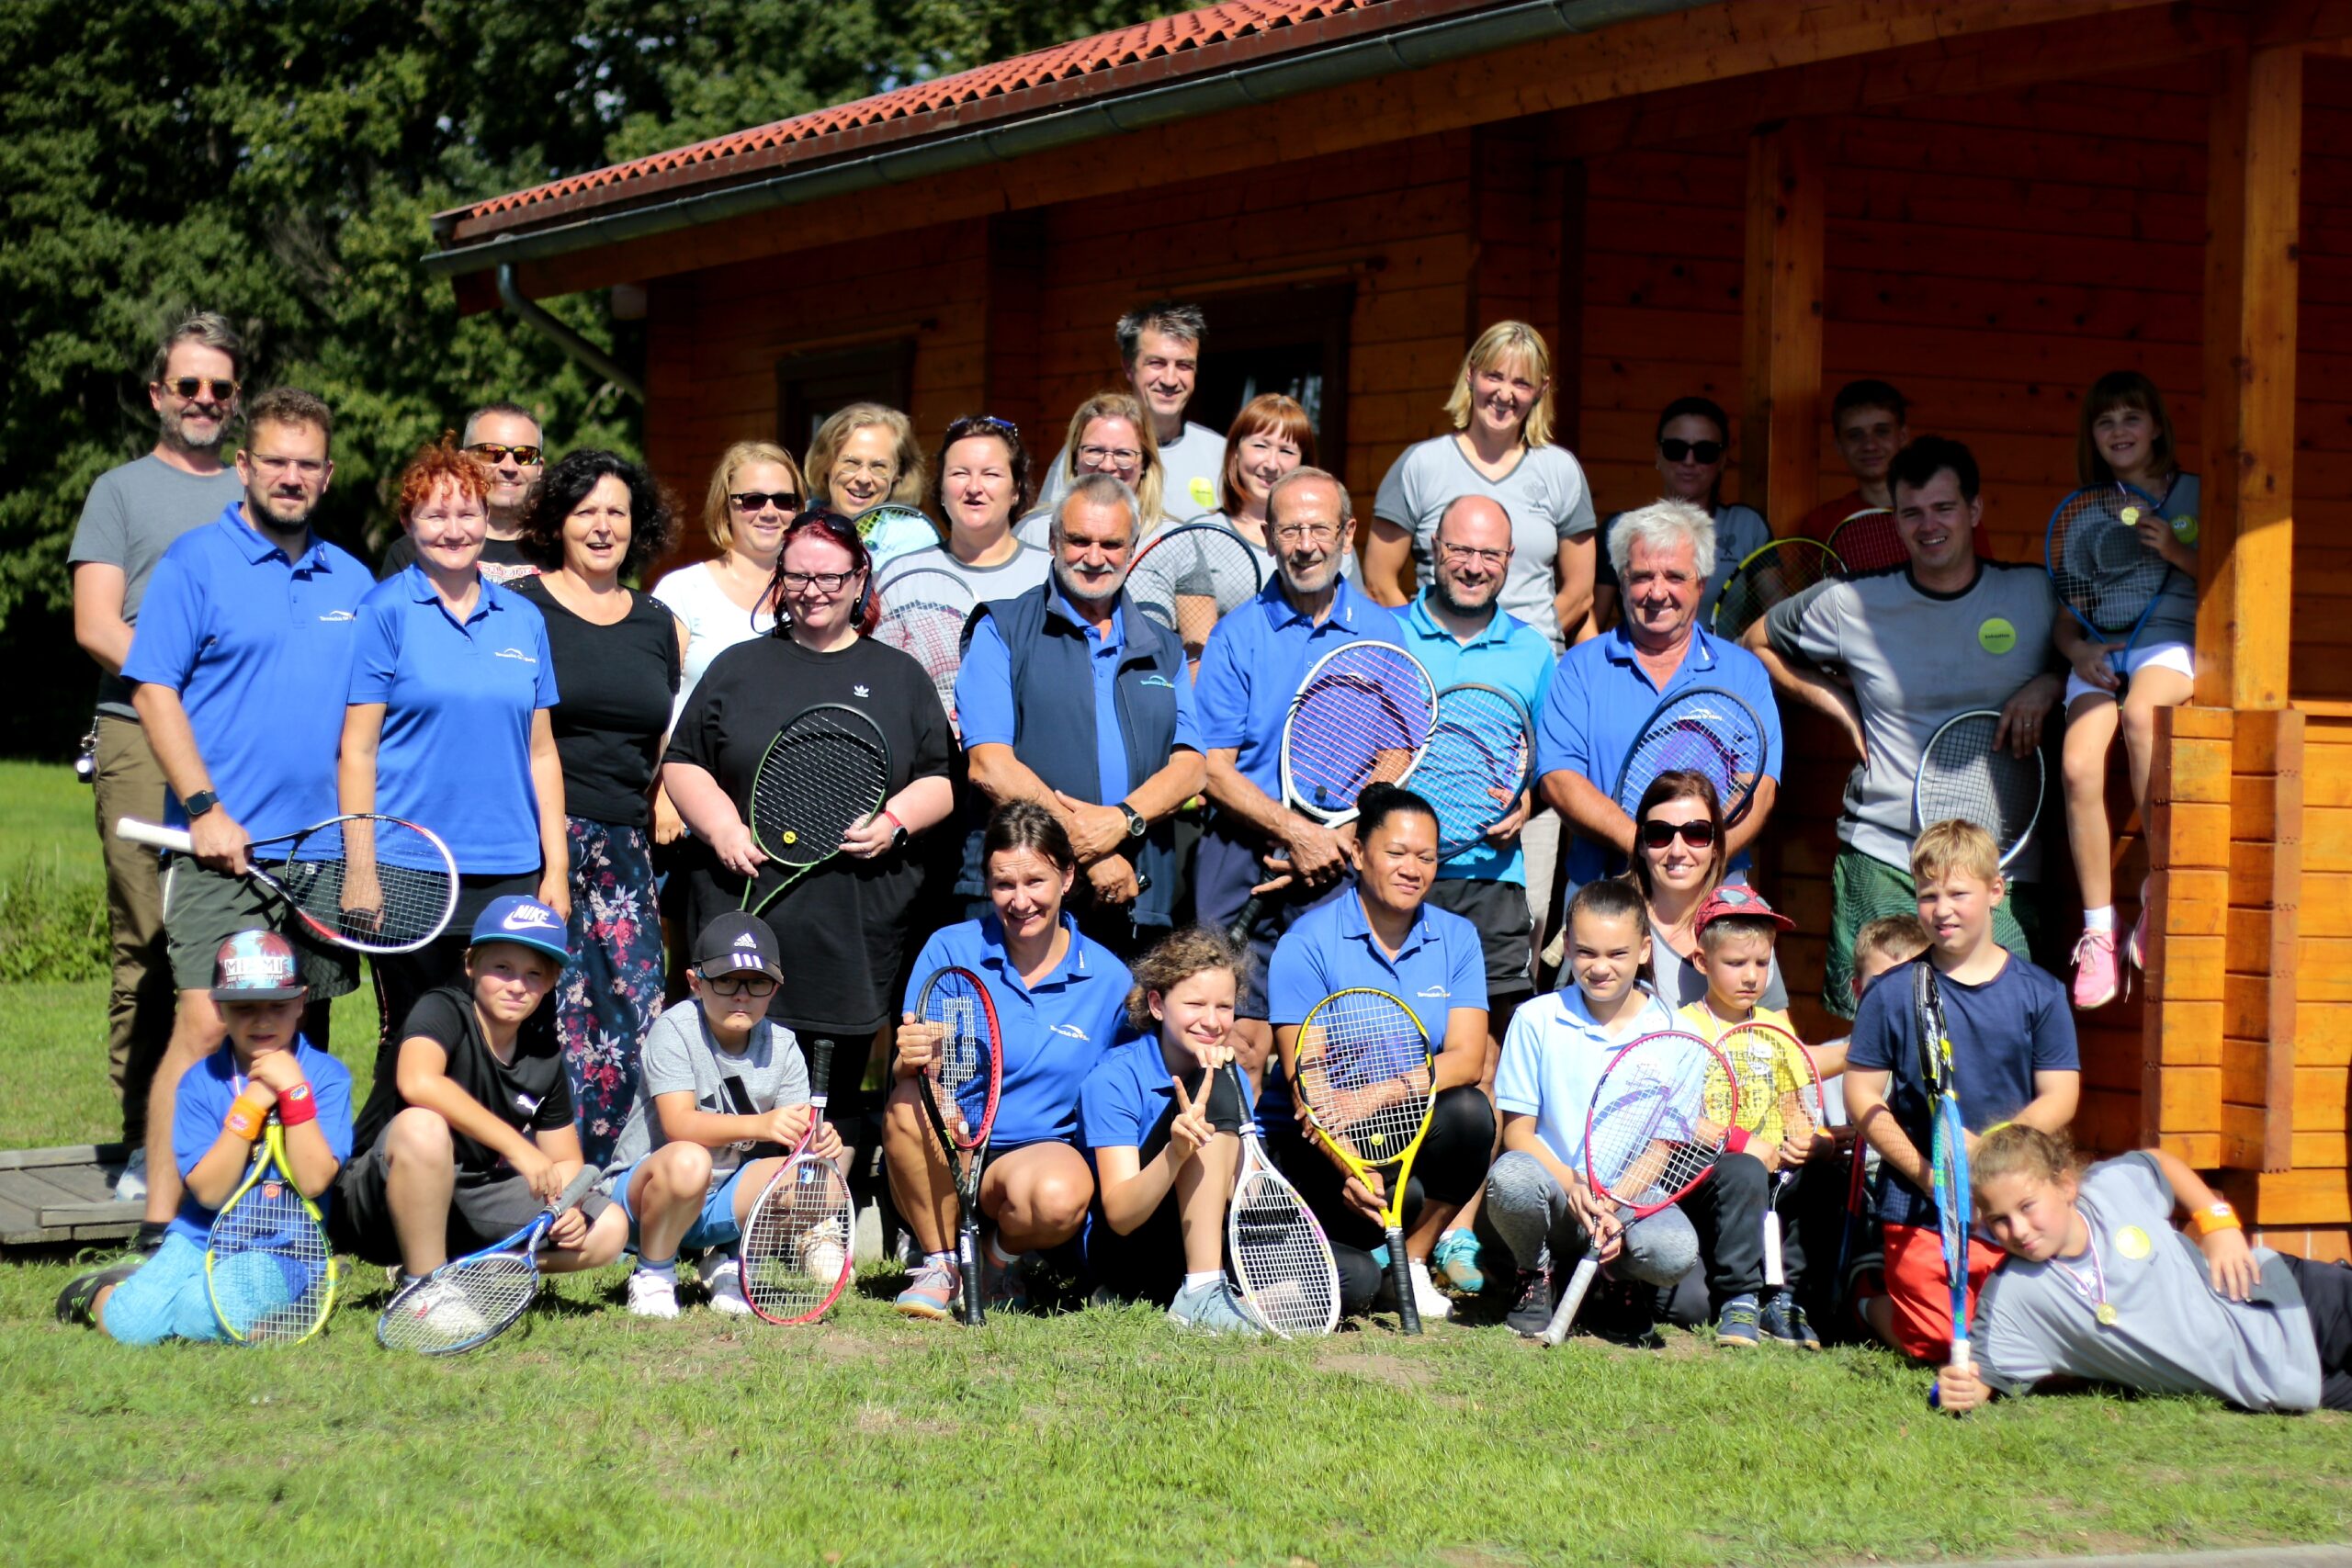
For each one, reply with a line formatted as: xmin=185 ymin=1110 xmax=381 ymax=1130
xmin=2281 ymin=1255 xmax=2352 ymax=1412
xmin=1085 ymin=1066 xmax=1249 ymax=1307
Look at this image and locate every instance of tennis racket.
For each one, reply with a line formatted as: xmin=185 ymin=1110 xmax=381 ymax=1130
xmin=118 ymin=813 xmax=458 ymax=955
xmin=1226 ymin=1059 xmax=1340 ymax=1338
xmin=1419 ymin=683 xmax=1534 ymax=860
xmin=1127 ymin=522 xmax=1266 ymax=659
xmin=2045 ymin=482 xmax=2178 ymax=703
xmin=1541 ymin=1029 xmax=1737 ymax=1346
xmin=1915 ymin=708 xmax=2044 ymax=868
xmin=1289 ymin=987 xmax=1438 ymax=1334
xmin=1826 ymin=507 xmax=1905 ymax=573
xmin=910 ymin=965 xmax=1004 ymax=1325
xmin=1913 ymin=962 xmax=1973 ymax=1370
xmin=851 ymin=502 xmax=940 ymax=570
xmin=1714 ymin=1021 xmax=1823 ymax=1290
xmin=741 ymin=1038 xmax=855 ymax=1325
xmin=741 ymin=704 xmax=891 ymax=918
xmin=1712 ymin=538 xmax=1843 ymax=640
xmin=376 ymin=1166 xmax=600 ymax=1354
xmin=874 ymin=564 xmax=977 ymax=727
xmin=206 ymin=1115 xmax=336 ymax=1345
xmin=1611 ymin=686 xmax=1768 ymax=827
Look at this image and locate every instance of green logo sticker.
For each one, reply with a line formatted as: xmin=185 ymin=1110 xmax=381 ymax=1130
xmin=1978 ymin=616 xmax=2018 ymax=655
xmin=1189 ymin=477 xmax=1218 ymax=512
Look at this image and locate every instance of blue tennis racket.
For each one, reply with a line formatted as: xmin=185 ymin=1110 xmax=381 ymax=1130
xmin=1611 ymin=685 xmax=1768 ymax=826
xmin=1913 ymin=962 xmax=1973 ymax=1372
xmin=376 ymin=1167 xmax=599 ymax=1354
xmin=1419 ymin=682 xmax=1533 ymax=859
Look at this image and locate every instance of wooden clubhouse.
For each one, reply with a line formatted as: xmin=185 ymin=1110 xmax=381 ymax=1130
xmin=427 ymin=0 xmax=2352 ymax=1261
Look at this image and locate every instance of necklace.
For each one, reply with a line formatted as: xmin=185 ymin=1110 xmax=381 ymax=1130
xmin=2048 ymin=1201 xmax=2118 ymax=1327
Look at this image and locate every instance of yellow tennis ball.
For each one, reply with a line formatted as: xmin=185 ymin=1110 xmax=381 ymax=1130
xmin=2172 ymin=513 xmax=2199 ymax=545
xmin=2119 ymin=506 xmax=2143 ymax=525
xmin=781 ymin=829 xmax=798 ymax=845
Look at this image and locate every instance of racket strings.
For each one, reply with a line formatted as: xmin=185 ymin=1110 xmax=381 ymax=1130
xmin=1713 ymin=542 xmax=1839 ymax=639
xmin=922 ymin=990 xmax=994 ymax=1145
xmin=2051 ymin=491 xmax=2169 ymax=629
xmin=1230 ymin=1168 xmax=1338 ymax=1337
xmin=1717 ymin=1028 xmax=1817 ymax=1152
xmin=1421 ymin=689 xmax=1529 ymax=854
xmin=751 ymin=717 xmax=888 ymax=864
xmin=1284 ymin=649 xmax=1435 ymax=818
xmin=742 ymin=1157 xmax=854 ymax=1315
xmin=1617 ymin=714 xmax=1757 ymax=815
xmin=277 ymin=822 xmax=454 ymax=948
xmin=209 ymin=1181 xmax=332 ymax=1342
xmin=1917 ymin=713 xmax=2041 ymax=850
xmin=875 ymin=592 xmax=970 ymax=716
xmin=1295 ymin=995 xmax=1432 ymax=1161
xmin=1827 ymin=511 xmax=1905 ymax=572
xmin=376 ymin=1254 xmax=537 ymax=1353
xmin=1583 ymin=1038 xmax=1732 ymax=1209
xmin=1129 ymin=528 xmax=1262 ymax=643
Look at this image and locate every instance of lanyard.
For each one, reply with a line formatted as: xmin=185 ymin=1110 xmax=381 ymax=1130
xmin=2048 ymin=1201 xmax=2117 ymax=1327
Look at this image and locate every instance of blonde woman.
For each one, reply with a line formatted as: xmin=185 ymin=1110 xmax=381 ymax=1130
xmin=804 ymin=402 xmax=936 ymax=570
xmin=1015 ymin=391 xmax=1167 ymax=547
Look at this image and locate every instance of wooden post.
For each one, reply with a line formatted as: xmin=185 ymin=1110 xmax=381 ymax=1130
xmin=1740 ymin=119 xmax=1824 ymax=535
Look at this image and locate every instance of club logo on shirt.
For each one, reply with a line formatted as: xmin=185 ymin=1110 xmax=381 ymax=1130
xmin=1977 ymin=616 xmax=2018 ymax=656
xmin=1189 ymin=477 xmax=1218 ymax=511
xmin=2115 ymin=1224 xmax=2153 ymax=1260
xmin=317 ymin=609 xmax=355 ymax=623
xmin=854 ymin=684 xmax=871 ymax=699
xmin=1048 ymin=1023 xmax=1091 ymax=1042
xmin=1141 ymin=675 xmax=1174 ymax=690
xmin=492 ymin=647 xmax=538 ymax=664
xmin=1416 ymin=986 xmax=1452 ymax=1000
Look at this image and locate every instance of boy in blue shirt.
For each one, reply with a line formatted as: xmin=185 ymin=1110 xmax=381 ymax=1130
xmin=57 ymin=931 xmax=354 ymax=1343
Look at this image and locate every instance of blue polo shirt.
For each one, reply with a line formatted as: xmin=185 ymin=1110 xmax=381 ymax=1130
xmin=346 ymin=565 xmax=559 ymax=874
xmin=169 ymin=1039 xmax=354 ymax=1244
xmin=956 ymin=586 xmax=1202 ymax=804
xmin=1077 ymin=1030 xmax=1258 ymax=1156
xmin=1391 ymin=592 xmax=1555 ymax=885
xmin=1194 ymin=575 xmax=1406 ymax=797
xmin=122 ymin=504 xmax=372 ymax=838
xmin=1533 ymin=622 xmax=1783 ymax=887
xmin=903 ymin=911 xmax=1134 ymax=1148
xmin=1493 ymin=986 xmax=1678 ymax=1173
xmin=1259 ymin=889 xmax=1488 ymax=1133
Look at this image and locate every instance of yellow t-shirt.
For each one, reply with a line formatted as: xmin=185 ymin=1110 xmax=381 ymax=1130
xmin=1677 ymin=1001 xmax=1813 ymax=1151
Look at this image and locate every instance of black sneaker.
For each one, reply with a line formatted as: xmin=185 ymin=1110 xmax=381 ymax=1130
xmin=1586 ymin=1277 xmax=1664 ymax=1348
xmin=1759 ymin=1293 xmax=1821 ymax=1349
xmin=133 ymin=1220 xmax=168 ymax=1256
xmin=55 ymin=1259 xmax=141 ymax=1326
xmin=1505 ymin=1268 xmax=1555 ymax=1337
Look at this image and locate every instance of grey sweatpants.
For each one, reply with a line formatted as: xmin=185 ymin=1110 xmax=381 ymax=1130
xmin=1483 ymin=1149 xmax=1698 ymax=1284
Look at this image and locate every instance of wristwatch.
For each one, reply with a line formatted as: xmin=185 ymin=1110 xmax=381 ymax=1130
xmin=882 ymin=810 xmax=910 ymax=852
xmin=183 ymin=789 xmax=219 ymax=820
xmin=1117 ymin=802 xmax=1148 ymax=841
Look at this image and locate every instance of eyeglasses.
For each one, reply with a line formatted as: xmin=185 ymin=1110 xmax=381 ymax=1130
xmin=1439 ymin=542 xmax=1509 ymax=566
xmin=833 ymin=457 xmax=898 ymax=479
xmin=1658 ymin=438 xmax=1724 ymax=465
xmin=1078 ymin=445 xmax=1143 ymax=468
xmin=1272 ymin=524 xmax=1342 ymax=547
xmin=1639 ymin=818 xmax=1719 ymax=849
xmin=164 ymin=378 xmax=239 ymax=402
xmin=779 ymin=570 xmax=859 ymax=593
xmin=704 ymin=972 xmax=779 ymax=998
xmin=729 ymin=491 xmax=801 ymax=513
xmin=468 ymin=443 xmax=544 ymax=467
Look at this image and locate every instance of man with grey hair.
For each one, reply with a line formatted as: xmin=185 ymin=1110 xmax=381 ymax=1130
xmin=1036 ymin=300 xmax=1226 ymax=521
xmin=69 ymin=311 xmax=249 ymax=1210
xmin=1534 ymin=496 xmax=1783 ymax=896
xmin=376 ymin=400 xmax=548 ymax=583
xmin=953 ymin=471 xmax=1204 ymax=953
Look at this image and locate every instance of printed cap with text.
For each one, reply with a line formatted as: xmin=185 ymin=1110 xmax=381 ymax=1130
xmin=693 ymin=911 xmax=783 ymax=981
xmin=469 ymin=895 xmax=571 ymax=964
xmin=209 ymin=929 xmax=306 ymax=1001
xmin=1691 ymin=884 xmax=1796 ymax=938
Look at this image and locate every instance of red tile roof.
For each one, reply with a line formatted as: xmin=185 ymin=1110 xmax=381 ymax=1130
xmin=437 ymin=0 xmax=1491 ymax=244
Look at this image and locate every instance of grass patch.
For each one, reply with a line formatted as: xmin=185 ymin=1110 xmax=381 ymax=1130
xmin=0 ymin=761 xmax=107 ymax=983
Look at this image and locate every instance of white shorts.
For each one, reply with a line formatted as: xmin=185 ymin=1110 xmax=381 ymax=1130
xmin=2064 ymin=638 xmax=2194 ymax=705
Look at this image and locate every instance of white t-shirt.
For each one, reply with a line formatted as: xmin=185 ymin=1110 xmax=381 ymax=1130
xmin=1372 ymin=436 xmax=1598 ymax=651
xmin=650 ymin=560 xmax=775 ymax=728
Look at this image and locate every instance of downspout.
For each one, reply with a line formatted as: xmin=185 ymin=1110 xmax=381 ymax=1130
xmin=496 ymin=264 xmax=646 ymax=404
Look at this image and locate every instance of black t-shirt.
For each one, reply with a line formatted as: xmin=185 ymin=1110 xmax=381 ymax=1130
xmin=514 ymin=580 xmax=681 ymax=827
xmin=353 ymin=985 xmax=573 ymax=1182
xmin=665 ymin=633 xmax=954 ymax=1035
xmin=379 ymin=533 xmax=541 ymax=585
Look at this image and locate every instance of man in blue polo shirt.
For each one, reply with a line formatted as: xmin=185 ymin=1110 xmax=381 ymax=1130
xmin=1195 ymin=468 xmax=1408 ymax=1070
xmin=956 ymin=472 xmax=1204 ymax=956
xmin=120 ymin=386 xmax=370 ymax=1250
xmin=1536 ymin=497 xmax=1783 ymax=907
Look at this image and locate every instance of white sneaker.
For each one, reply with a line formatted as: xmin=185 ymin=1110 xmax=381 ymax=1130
xmin=113 ymin=1149 xmax=147 ymax=1203
xmin=800 ymin=1217 xmax=849 ymax=1290
xmin=627 ymin=1269 xmax=681 ymax=1319
xmin=1408 ymin=1256 xmax=1453 ymax=1323
xmin=395 ymin=1277 xmax=487 ymax=1341
xmin=705 ymin=1258 xmax=752 ymax=1316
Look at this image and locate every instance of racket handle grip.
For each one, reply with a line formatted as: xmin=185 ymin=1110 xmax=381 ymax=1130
xmin=115 ymin=817 xmax=193 ymax=852
xmin=1540 ymin=1252 xmax=1603 ymax=1347
xmin=553 ymin=1166 xmax=601 ymax=1215
xmin=1385 ymin=1228 xmax=1420 ymax=1337
xmin=1762 ymin=1210 xmax=1784 ymax=1289
xmin=1225 ymin=895 xmax=1262 ymax=946
xmin=957 ymin=1224 xmax=984 ymax=1327
xmin=1949 ymin=1333 xmax=1972 ymax=1372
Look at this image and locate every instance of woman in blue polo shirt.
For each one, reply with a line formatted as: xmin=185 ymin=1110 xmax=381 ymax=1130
xmin=884 ymin=803 xmax=1132 ymax=1321
xmin=1265 ymin=784 xmax=1496 ymax=1322
xmin=343 ymin=437 xmax=566 ymax=1084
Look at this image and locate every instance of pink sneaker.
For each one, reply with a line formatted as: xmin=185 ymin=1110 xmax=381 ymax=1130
xmin=2071 ymin=929 xmax=2120 ymax=1010
xmin=2128 ymin=878 xmax=2150 ymax=969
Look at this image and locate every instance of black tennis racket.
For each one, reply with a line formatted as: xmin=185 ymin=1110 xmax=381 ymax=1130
xmin=741 ymin=705 xmax=891 ymax=918
xmin=1127 ymin=521 xmax=1266 ymax=660
xmin=1418 ymin=682 xmax=1533 ymax=859
xmin=873 ymin=564 xmax=976 ymax=728
xmin=1914 ymin=708 xmax=2044 ymax=868
xmin=910 ymin=965 xmax=1003 ymax=1325
xmin=1712 ymin=538 xmax=1843 ymax=640
xmin=1826 ymin=507 xmax=1905 ymax=572
xmin=1611 ymin=686 xmax=1768 ymax=828
xmin=2045 ymin=481 xmax=2180 ymax=704
xmin=117 ymin=813 xmax=458 ymax=955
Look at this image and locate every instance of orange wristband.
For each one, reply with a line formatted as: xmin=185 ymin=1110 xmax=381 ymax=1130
xmin=224 ymin=1092 xmax=268 ymax=1142
xmin=2190 ymin=1201 xmax=2241 ymax=1237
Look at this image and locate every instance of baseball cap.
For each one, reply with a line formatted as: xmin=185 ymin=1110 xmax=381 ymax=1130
xmin=209 ymin=930 xmax=306 ymax=1001
xmin=469 ymin=895 xmax=571 ymax=964
xmin=1692 ymin=884 xmax=1795 ymax=938
xmin=693 ymin=911 xmax=784 ymax=981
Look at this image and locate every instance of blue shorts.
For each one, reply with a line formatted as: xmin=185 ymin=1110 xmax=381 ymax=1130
xmin=101 ymin=1232 xmax=231 ymax=1346
xmin=610 ymin=1158 xmax=758 ymax=1255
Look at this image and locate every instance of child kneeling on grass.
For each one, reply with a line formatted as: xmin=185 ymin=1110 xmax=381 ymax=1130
xmin=595 ymin=912 xmax=839 ymax=1319
xmin=336 ymin=897 xmax=622 ymax=1337
xmin=1936 ymin=1124 xmax=2352 ymax=1415
xmin=59 ymin=931 xmax=354 ymax=1342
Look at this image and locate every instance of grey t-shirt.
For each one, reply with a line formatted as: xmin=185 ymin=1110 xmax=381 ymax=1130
xmin=67 ymin=457 xmax=243 ymax=717
xmin=1599 ymin=502 xmax=1773 ymax=629
xmin=1764 ymin=560 xmax=2059 ymax=878
xmin=1035 ymin=419 xmax=1227 ymax=525
xmin=1973 ymin=1153 xmax=2322 ymax=1412
xmin=885 ymin=541 xmax=1053 ymax=607
xmin=1372 ymin=436 xmax=1598 ymax=651
xmin=603 ymin=1001 xmax=807 ymax=1185
xmin=2111 ymin=472 xmax=2200 ymax=651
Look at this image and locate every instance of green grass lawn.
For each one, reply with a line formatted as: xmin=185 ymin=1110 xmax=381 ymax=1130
xmin=0 ymin=762 xmax=2346 ymax=1566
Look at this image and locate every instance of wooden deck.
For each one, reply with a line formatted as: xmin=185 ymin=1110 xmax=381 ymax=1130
xmin=0 ymin=1145 xmax=139 ymax=1248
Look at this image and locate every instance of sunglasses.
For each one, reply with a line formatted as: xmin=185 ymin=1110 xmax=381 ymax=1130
xmin=729 ymin=491 xmax=801 ymax=513
xmin=467 ymin=442 xmax=544 ymax=467
xmin=164 ymin=378 xmax=239 ymax=402
xmin=1658 ymin=438 xmax=1724 ymax=464
xmin=1639 ymin=818 xmax=1719 ymax=849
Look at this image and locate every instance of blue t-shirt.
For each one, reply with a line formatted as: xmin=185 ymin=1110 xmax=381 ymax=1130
xmin=1494 ymin=986 xmax=1678 ymax=1173
xmin=1390 ymin=592 xmax=1555 ymax=884
xmin=169 ymin=1039 xmax=355 ymax=1244
xmin=903 ymin=912 xmax=1134 ymax=1148
xmin=956 ymin=589 xmax=1202 ymax=804
xmin=1532 ymin=621 xmax=1783 ymax=887
xmin=1846 ymin=955 xmax=2080 ymax=1229
xmin=1194 ymin=576 xmax=1407 ymax=798
xmin=1261 ymin=890 xmax=1488 ymax=1133
xmin=1077 ymin=1030 xmax=1258 ymax=1156
xmin=346 ymin=566 xmax=560 ymax=874
xmin=121 ymin=506 xmax=373 ymax=839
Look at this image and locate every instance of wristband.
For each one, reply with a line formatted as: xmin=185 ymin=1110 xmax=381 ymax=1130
xmin=1724 ymin=1126 xmax=1750 ymax=1155
xmin=276 ymin=1081 xmax=318 ymax=1127
xmin=224 ymin=1092 xmax=268 ymax=1142
xmin=2190 ymin=1201 xmax=2241 ymax=1237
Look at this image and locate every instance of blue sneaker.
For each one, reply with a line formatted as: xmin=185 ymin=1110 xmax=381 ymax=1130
xmin=1714 ymin=1292 xmax=1760 ymax=1348
xmin=1432 ymin=1228 xmax=1486 ymax=1293
xmin=1759 ymin=1293 xmax=1821 ymax=1348
xmin=1168 ymin=1279 xmax=1265 ymax=1336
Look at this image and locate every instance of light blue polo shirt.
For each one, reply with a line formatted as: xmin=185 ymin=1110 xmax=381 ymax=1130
xmin=1194 ymin=575 xmax=1406 ymax=798
xmin=903 ymin=911 xmax=1134 ymax=1148
xmin=1493 ymin=986 xmax=1677 ymax=1173
xmin=956 ymin=586 xmax=1202 ymax=805
xmin=346 ymin=565 xmax=559 ymax=874
xmin=1391 ymin=592 xmax=1555 ymax=885
xmin=1533 ymin=622 xmax=1783 ymax=887
xmin=123 ymin=503 xmax=371 ymax=839
xmin=1260 ymin=889 xmax=1488 ymax=1134
xmin=1078 ymin=1031 xmax=1258 ymax=1156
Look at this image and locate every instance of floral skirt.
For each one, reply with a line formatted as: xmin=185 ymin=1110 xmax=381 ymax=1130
xmin=559 ymin=817 xmax=665 ymax=1166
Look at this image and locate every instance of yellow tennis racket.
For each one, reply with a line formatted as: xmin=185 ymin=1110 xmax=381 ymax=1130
xmin=207 ymin=1118 xmax=337 ymax=1345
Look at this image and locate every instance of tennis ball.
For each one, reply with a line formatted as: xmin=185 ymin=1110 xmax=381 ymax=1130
xmin=2172 ymin=513 xmax=2199 ymax=545
xmin=1978 ymin=617 xmax=2018 ymax=656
